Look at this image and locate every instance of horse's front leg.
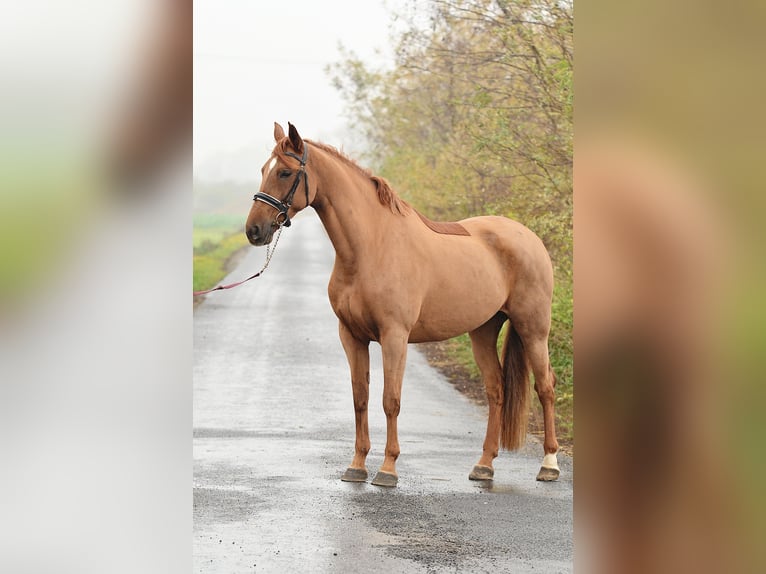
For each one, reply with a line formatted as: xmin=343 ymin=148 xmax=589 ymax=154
xmin=371 ymin=328 xmax=408 ymax=488
xmin=339 ymin=322 xmax=371 ymax=482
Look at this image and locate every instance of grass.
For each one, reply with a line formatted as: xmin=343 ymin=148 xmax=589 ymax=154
xmin=193 ymin=212 xmax=244 ymax=230
xmin=193 ymin=213 xmax=249 ymax=293
xmin=548 ymin=279 xmax=574 ymax=446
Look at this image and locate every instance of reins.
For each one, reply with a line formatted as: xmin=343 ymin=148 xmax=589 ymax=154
xmin=192 ymin=145 xmax=309 ymax=297
xmin=192 ymin=225 xmax=284 ymax=296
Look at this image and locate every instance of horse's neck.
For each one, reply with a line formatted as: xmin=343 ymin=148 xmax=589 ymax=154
xmin=310 ymin=150 xmax=402 ymax=268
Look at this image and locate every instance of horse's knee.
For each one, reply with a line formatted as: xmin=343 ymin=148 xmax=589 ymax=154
xmin=353 ymin=398 xmax=368 ymax=413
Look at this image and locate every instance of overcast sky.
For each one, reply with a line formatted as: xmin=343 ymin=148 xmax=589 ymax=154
xmin=194 ymin=0 xmax=407 ymax=181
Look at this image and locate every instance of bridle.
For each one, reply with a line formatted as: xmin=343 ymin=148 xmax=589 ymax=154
xmin=192 ymin=144 xmax=308 ymax=297
xmin=252 ymin=145 xmax=309 ymax=228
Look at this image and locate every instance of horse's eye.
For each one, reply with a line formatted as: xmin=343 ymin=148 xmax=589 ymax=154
xmin=278 ymin=170 xmax=292 ymax=179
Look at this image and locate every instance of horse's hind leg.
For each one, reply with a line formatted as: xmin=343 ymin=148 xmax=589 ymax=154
xmin=467 ymin=312 xmax=506 ymax=481
xmin=338 ymin=322 xmax=371 ymax=482
xmin=524 ymin=333 xmax=561 ymax=481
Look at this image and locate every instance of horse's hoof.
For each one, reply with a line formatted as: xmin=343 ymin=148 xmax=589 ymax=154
xmin=469 ymin=465 xmax=494 ymax=481
xmin=536 ymin=466 xmax=560 ymax=482
xmin=371 ymin=471 xmax=398 ymax=487
xmin=341 ymin=467 xmax=368 ymax=482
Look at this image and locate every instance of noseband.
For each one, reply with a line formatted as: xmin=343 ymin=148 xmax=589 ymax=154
xmin=252 ymin=145 xmax=309 ymax=228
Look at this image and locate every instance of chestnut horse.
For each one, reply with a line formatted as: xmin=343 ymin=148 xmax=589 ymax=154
xmin=246 ymin=122 xmax=560 ymax=487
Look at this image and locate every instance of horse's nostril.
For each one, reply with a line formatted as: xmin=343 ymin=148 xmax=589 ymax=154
xmin=247 ymin=225 xmax=260 ymax=242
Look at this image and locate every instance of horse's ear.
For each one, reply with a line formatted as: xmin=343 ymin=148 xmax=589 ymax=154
xmin=287 ymin=122 xmax=304 ymax=154
xmin=274 ymin=122 xmax=285 ymax=141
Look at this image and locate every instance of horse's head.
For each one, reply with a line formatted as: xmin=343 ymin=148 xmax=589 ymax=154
xmin=245 ymin=122 xmax=315 ymax=246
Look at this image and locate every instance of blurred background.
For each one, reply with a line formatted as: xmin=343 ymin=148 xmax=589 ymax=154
xmin=0 ymin=1 xmax=191 ymax=573
xmin=0 ymin=0 xmax=764 ymax=572
xmin=576 ymin=1 xmax=766 ymax=572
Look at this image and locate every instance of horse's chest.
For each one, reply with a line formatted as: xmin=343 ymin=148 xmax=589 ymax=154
xmin=328 ymin=279 xmax=381 ymax=342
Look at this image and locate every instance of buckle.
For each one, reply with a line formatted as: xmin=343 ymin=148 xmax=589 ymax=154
xmin=275 ymin=211 xmax=290 ymax=227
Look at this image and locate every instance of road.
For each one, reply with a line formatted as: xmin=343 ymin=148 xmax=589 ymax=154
xmin=193 ymin=213 xmax=573 ymax=573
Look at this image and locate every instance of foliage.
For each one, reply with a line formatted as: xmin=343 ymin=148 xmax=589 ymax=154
xmin=329 ymin=0 xmax=573 ymax=440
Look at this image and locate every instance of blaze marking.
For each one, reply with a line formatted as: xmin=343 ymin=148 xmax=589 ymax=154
xmin=265 ymin=156 xmax=277 ymax=176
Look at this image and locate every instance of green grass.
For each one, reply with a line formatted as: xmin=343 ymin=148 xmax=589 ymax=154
xmin=193 ymin=212 xmax=244 ymax=230
xmin=193 ymin=213 xmax=249 ymax=293
xmin=194 ymin=228 xmax=236 ymax=250
xmin=548 ymin=279 xmax=574 ymax=443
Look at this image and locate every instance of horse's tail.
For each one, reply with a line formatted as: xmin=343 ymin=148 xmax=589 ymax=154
xmin=500 ymin=322 xmax=530 ymax=451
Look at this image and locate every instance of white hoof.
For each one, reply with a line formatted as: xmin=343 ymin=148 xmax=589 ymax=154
xmin=536 ymin=452 xmax=560 ymax=482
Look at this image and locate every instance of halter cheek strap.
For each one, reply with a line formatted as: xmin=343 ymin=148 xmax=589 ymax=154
xmin=253 ymin=145 xmax=309 ymax=228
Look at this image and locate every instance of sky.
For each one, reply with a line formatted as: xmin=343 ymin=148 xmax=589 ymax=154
xmin=194 ymin=0 xmax=407 ymax=181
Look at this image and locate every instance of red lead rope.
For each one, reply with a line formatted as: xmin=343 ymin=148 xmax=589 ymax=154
xmin=193 ymin=225 xmax=284 ymax=297
xmin=192 ymin=270 xmax=265 ymax=296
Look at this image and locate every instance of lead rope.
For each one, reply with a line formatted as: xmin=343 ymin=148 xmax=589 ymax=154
xmin=262 ymin=223 xmax=284 ymax=269
xmin=192 ymin=224 xmax=285 ymax=297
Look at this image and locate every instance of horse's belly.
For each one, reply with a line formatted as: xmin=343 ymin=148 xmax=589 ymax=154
xmin=408 ymin=281 xmax=506 ymax=343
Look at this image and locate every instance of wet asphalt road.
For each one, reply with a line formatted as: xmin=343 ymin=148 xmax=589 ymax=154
xmin=193 ymin=213 xmax=573 ymax=573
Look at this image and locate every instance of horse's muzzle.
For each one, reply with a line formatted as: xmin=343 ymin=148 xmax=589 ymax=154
xmin=246 ymin=223 xmax=274 ymax=246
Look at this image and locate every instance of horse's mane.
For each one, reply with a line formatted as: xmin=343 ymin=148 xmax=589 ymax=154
xmin=275 ymin=138 xmax=410 ymax=216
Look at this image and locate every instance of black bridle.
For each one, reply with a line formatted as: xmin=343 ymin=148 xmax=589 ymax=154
xmin=252 ymin=145 xmax=309 ymax=228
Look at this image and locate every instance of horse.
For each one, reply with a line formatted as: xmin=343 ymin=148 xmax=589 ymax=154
xmin=245 ymin=122 xmax=560 ymax=487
